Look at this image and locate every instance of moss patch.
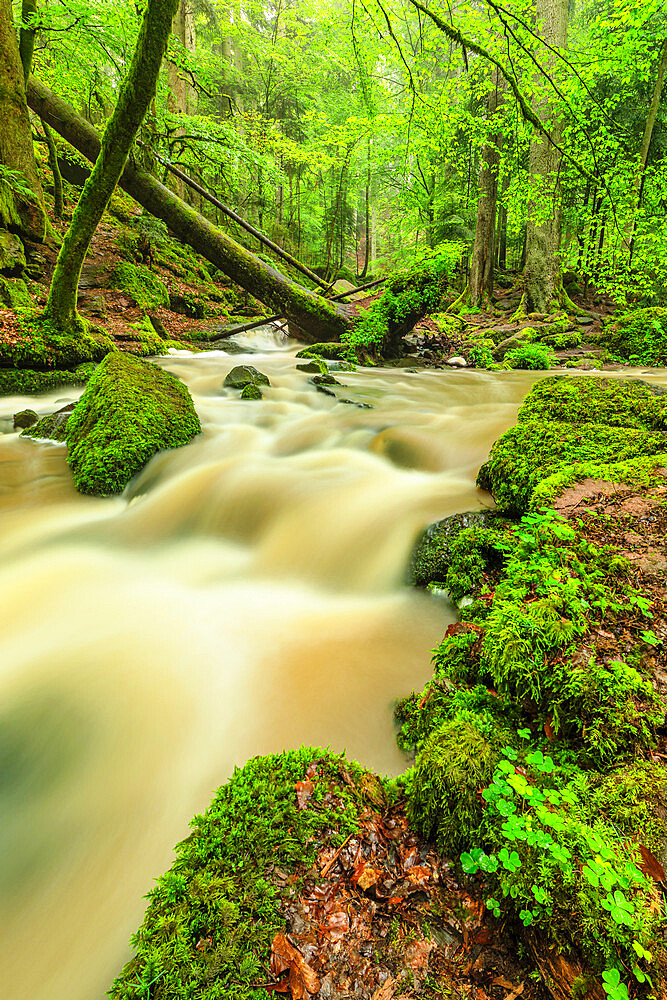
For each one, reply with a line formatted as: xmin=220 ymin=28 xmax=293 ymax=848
xmin=109 ymin=749 xmax=363 ymax=1000
xmin=605 ymin=307 xmax=667 ymax=365
xmin=0 ymin=365 xmax=93 ymax=396
xmin=66 ymin=352 xmax=200 ymax=495
xmin=518 ymin=376 xmax=667 ymax=431
xmin=110 ymin=262 xmax=169 ymax=311
xmin=0 ymin=310 xmax=113 ymax=369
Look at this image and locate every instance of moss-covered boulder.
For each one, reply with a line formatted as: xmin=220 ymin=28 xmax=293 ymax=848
xmin=0 ymin=275 xmax=31 ymax=309
xmin=295 ymin=342 xmax=351 ymax=361
xmin=409 ymin=510 xmax=504 ymax=587
xmin=478 ymin=420 xmax=665 ymax=514
xmin=478 ymin=376 xmax=667 ymax=513
xmin=13 ymin=408 xmax=38 ymax=430
xmin=109 ymin=749 xmax=364 ymax=1000
xmin=240 ymin=382 xmax=262 ymax=400
xmin=224 ymin=365 xmax=270 ymax=390
xmin=65 ymin=352 xmax=200 ymax=495
xmin=21 ymin=402 xmax=75 ymax=442
xmin=110 ymin=262 xmax=169 ymax=311
xmin=518 ymin=376 xmax=667 ymax=430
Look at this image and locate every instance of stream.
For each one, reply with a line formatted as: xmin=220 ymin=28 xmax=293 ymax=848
xmin=4 ymin=329 xmax=658 ymax=1000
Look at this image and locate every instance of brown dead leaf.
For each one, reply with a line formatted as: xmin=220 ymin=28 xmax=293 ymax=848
xmin=638 ymin=843 xmax=666 ymax=882
xmin=371 ymin=978 xmax=395 ymax=1000
xmin=544 ymin=716 xmax=555 ymax=742
xmin=405 ymin=864 xmax=431 ymax=887
xmin=270 ymin=933 xmax=321 ymax=999
xmin=322 ymin=910 xmax=349 ymax=940
xmin=295 ymin=780 xmax=314 ymax=810
xmin=353 ymin=863 xmax=382 ymax=890
xmin=405 ymin=938 xmax=434 ymax=971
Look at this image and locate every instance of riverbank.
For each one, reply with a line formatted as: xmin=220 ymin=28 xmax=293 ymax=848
xmin=104 ymin=368 xmax=667 ymax=1000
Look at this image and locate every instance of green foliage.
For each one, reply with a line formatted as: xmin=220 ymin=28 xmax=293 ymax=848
xmin=2 ymin=310 xmax=113 ymax=369
xmin=444 ymin=524 xmax=507 ymax=601
xmin=433 ymin=508 xmax=660 ymax=763
xmin=503 ymin=343 xmax=553 ymax=370
xmin=110 ymin=263 xmax=169 ymax=311
xmin=0 ymin=276 xmax=32 ymax=310
xmin=464 ymin=342 xmax=498 ymax=369
xmin=605 ymin=308 xmax=667 ymax=366
xmin=109 ymin=749 xmax=364 ymax=1000
xmin=0 ymin=165 xmax=37 ymax=229
xmin=66 ymin=352 xmax=200 ymax=495
xmin=459 ymin=744 xmax=662 ymax=983
xmin=343 ymin=244 xmax=464 ymax=357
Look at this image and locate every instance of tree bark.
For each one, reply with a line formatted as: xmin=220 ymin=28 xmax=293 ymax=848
xmin=27 ymin=78 xmax=353 ymax=342
xmin=0 ymin=0 xmax=46 ymax=239
xmin=523 ymin=0 xmax=569 ymax=314
xmin=44 ymin=0 xmax=181 ymax=330
xmin=470 ymin=69 xmax=505 ymax=307
xmin=167 ymin=0 xmax=197 ymax=201
xmin=627 ymin=37 xmax=667 ymax=264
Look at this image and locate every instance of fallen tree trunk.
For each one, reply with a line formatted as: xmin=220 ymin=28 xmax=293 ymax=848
xmin=27 ymin=77 xmax=352 ymax=343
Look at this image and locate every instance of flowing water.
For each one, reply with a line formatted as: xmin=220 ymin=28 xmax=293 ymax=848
xmin=3 ymin=330 xmax=662 ymax=1000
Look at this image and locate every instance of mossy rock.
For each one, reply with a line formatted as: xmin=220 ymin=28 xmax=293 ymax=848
xmin=224 ymin=365 xmax=270 ymax=390
xmin=407 ymin=720 xmax=500 ymax=853
xmin=409 ymin=510 xmax=504 ymax=587
xmin=65 ymin=352 xmax=201 ymax=495
xmin=0 ymin=275 xmax=31 ymax=309
xmin=21 ymin=402 xmax=75 ymax=442
xmin=13 ymin=408 xmax=38 ymax=430
xmin=169 ymin=292 xmax=208 ymax=319
xmin=518 ymin=376 xmax=667 ymax=431
xmin=295 ymin=342 xmax=350 ymax=361
xmin=110 ymin=262 xmax=169 ymax=311
xmin=0 ymin=366 xmax=93 ymax=396
xmin=606 ymin=306 xmax=667 ymax=365
xmin=478 ymin=419 xmax=666 ymax=514
xmin=0 ymin=230 xmax=26 ymax=274
xmin=109 ymin=749 xmax=365 ymax=1000
xmin=240 ymin=382 xmax=262 ymax=400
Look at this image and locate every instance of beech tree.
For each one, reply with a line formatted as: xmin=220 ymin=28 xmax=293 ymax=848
xmin=42 ymin=0 xmax=180 ymax=335
xmin=0 ymin=0 xmax=46 ymax=240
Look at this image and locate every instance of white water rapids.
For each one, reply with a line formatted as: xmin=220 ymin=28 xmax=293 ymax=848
xmin=4 ymin=329 xmax=659 ymax=1000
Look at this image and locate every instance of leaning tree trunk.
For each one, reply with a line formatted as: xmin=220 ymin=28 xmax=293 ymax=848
xmin=0 ymin=0 xmax=46 ymax=240
xmin=523 ymin=0 xmax=569 ymax=314
xmin=469 ymin=68 xmax=505 ymax=308
xmin=44 ymin=0 xmax=180 ymax=333
xmin=27 ymin=77 xmax=353 ymax=341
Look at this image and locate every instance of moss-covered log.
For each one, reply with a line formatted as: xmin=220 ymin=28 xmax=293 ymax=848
xmin=27 ymin=79 xmax=353 ymax=343
xmin=65 ymin=352 xmax=200 ymax=495
xmin=43 ymin=0 xmax=180 ymax=333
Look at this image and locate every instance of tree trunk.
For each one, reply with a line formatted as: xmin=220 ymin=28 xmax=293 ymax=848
xmin=0 ymin=0 xmax=46 ymax=240
xmin=523 ymin=0 xmax=569 ymax=314
xmin=167 ymin=0 xmax=197 ymax=201
xmin=469 ymin=69 xmax=505 ymax=307
xmin=627 ymin=37 xmax=667 ymax=264
xmin=27 ymin=77 xmax=353 ymax=342
xmin=19 ymin=0 xmax=64 ymax=219
xmin=44 ymin=0 xmax=180 ymax=332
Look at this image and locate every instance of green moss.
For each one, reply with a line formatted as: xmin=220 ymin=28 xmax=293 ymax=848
xmin=0 ymin=366 xmax=91 ymax=396
xmin=109 ymin=749 xmax=365 ymax=1000
xmin=407 ymin=720 xmax=501 ymax=853
xmin=605 ymin=306 xmax=667 ymax=365
xmin=66 ymin=352 xmax=200 ymax=495
xmin=295 ymin=342 xmax=352 ymax=361
xmin=531 ymin=452 xmax=667 ymax=509
xmin=478 ymin=419 xmax=665 ymax=514
xmin=240 ymin=382 xmax=262 ymax=400
xmin=224 ymin=365 xmax=270 ymax=390
xmin=0 ymin=310 xmax=113 ymax=369
xmin=518 ymin=376 xmax=667 ymax=431
xmin=21 ymin=404 xmax=73 ymax=442
xmin=342 ymin=243 xmax=464 ymax=358
xmin=110 ymin=262 xmax=169 ymax=311
xmin=128 ymin=315 xmax=167 ymax=356
xmin=0 ymin=275 xmax=31 ymax=308
xmin=409 ymin=511 xmax=506 ymax=589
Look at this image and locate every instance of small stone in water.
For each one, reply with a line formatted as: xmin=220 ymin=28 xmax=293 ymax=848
xmin=446 ymin=356 xmax=468 ymax=368
xmin=13 ymin=409 xmax=39 ymax=429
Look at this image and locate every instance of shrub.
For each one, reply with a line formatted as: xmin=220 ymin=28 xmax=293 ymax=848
xmin=504 ymin=343 xmax=553 ymax=370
